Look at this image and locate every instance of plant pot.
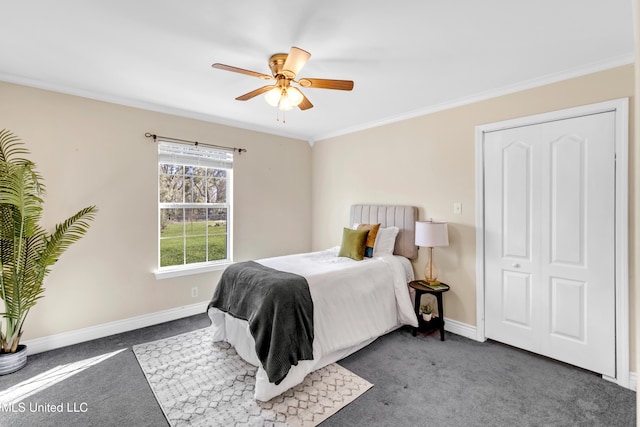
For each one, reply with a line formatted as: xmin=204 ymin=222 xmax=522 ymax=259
xmin=422 ymin=313 xmax=432 ymax=322
xmin=0 ymin=345 xmax=27 ymax=375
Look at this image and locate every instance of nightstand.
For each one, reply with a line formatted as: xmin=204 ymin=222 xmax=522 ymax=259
xmin=408 ymin=280 xmax=450 ymax=341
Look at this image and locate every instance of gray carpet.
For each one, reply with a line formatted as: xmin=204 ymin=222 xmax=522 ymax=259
xmin=326 ymin=330 xmax=636 ymax=426
xmin=0 ymin=314 xmax=635 ymax=426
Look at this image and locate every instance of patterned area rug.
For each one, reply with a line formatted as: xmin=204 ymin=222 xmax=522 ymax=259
xmin=133 ymin=328 xmax=372 ymax=426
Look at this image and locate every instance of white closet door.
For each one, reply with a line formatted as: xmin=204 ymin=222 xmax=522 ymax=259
xmin=484 ymin=112 xmax=616 ymax=377
xmin=485 ymin=124 xmax=540 ymax=352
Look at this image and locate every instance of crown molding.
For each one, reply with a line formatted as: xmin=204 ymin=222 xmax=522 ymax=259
xmin=312 ymin=54 xmax=635 ymax=143
xmin=0 ymin=72 xmax=310 ymax=143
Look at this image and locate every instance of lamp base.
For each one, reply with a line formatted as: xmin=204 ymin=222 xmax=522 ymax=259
xmin=423 ymin=247 xmax=439 ymax=284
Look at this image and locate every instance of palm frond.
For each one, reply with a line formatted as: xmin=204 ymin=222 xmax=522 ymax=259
xmin=0 ymin=130 xmax=45 ymax=197
xmin=35 ymin=206 xmax=98 ymax=280
xmin=0 ymin=164 xmax=44 ymax=233
xmin=0 ymin=130 xmax=36 ymax=166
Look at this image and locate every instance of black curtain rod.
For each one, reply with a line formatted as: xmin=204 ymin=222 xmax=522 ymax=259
xmin=145 ymin=133 xmax=247 ymax=154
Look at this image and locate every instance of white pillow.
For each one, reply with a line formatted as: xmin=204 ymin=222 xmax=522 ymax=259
xmin=373 ymin=226 xmax=399 ymax=255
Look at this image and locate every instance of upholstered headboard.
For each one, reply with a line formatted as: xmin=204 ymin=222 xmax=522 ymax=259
xmin=349 ymin=204 xmax=418 ymax=260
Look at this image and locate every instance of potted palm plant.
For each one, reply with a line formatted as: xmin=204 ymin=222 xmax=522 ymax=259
xmin=0 ymin=129 xmax=97 ymax=375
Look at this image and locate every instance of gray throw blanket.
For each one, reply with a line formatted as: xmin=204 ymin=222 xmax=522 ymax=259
xmin=207 ymin=261 xmax=314 ymax=385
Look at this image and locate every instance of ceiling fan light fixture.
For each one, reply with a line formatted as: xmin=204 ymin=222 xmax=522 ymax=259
xmin=264 ymin=87 xmax=282 ymax=107
xmin=278 ymin=94 xmax=295 ymax=111
xmin=264 ymin=87 xmax=302 ymax=110
xmin=286 ymin=87 xmax=304 ymax=106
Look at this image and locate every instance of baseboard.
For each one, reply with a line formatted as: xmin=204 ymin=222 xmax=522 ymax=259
xmin=628 ymin=371 xmax=637 ymax=391
xmin=443 ymin=317 xmax=479 ymax=341
xmin=21 ymin=308 xmax=638 ymax=392
xmin=23 ymin=308 xmax=475 ymax=356
xmin=22 ymin=301 xmax=210 ymax=355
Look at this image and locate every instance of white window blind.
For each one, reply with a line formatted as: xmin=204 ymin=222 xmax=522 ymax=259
xmin=157 ymin=140 xmax=233 ymax=169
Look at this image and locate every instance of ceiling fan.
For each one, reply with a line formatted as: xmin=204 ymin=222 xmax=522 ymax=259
xmin=212 ymin=46 xmax=354 ymax=111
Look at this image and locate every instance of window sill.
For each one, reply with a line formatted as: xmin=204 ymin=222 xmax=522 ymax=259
xmin=154 ymin=261 xmax=232 ymax=280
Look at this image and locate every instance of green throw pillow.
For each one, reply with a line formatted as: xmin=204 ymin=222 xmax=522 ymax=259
xmin=338 ymin=227 xmax=369 ymax=261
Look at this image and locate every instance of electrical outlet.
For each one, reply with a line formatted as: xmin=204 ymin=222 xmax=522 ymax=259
xmin=453 ymin=202 xmax=462 ymax=215
xmin=191 ymin=287 xmax=198 ymax=298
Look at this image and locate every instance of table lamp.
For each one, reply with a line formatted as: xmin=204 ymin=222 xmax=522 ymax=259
xmin=415 ymin=220 xmax=449 ymax=284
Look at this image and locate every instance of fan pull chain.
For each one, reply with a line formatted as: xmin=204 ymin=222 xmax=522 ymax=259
xmin=275 ymin=109 xmax=286 ymax=123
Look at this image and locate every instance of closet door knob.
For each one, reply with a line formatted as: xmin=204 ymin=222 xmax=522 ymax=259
xmin=512 ymin=263 xmax=520 ymax=268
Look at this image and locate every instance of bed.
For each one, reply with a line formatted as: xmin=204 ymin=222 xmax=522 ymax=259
xmin=207 ymin=204 xmax=419 ymax=401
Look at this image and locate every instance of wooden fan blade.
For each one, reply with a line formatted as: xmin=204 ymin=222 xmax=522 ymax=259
xmin=236 ymin=85 xmax=275 ymax=101
xmin=212 ymin=63 xmax=273 ymax=80
xmin=282 ymin=47 xmax=311 ymax=79
xmin=297 ymin=78 xmax=354 ymax=91
xmin=298 ymin=93 xmax=313 ymax=110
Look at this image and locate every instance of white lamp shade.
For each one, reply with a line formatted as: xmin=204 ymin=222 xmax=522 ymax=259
xmin=415 ymin=221 xmax=449 ymax=247
xmin=286 ymin=87 xmax=304 ymax=106
xmin=264 ymin=87 xmax=282 ymax=106
xmin=278 ymin=95 xmax=294 ymax=111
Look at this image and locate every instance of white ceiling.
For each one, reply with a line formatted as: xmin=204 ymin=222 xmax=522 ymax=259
xmin=0 ymin=1 xmax=634 ymax=143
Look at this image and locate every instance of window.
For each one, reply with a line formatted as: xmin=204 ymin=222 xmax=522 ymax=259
xmin=158 ymin=140 xmax=233 ymax=270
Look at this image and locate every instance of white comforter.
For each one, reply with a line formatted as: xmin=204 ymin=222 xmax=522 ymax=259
xmin=208 ymin=247 xmax=417 ymax=401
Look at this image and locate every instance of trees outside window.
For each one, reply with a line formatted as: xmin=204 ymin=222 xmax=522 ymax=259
xmin=158 ymin=141 xmax=232 ymax=269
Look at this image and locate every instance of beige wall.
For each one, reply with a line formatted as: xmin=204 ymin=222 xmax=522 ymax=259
xmin=0 ymin=65 xmax=636 ymax=370
xmin=0 ymin=81 xmax=312 ymax=341
xmin=311 ymin=65 xmax=636 ymax=366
